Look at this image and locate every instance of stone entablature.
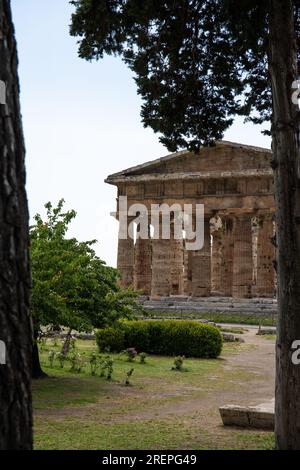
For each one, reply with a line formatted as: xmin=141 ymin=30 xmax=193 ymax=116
xmin=106 ymin=141 xmax=275 ymax=299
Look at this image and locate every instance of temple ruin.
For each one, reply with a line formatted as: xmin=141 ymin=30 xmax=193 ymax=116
xmin=105 ymin=141 xmax=275 ymax=300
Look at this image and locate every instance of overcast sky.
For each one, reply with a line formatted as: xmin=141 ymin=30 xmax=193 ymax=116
xmin=12 ymin=0 xmax=271 ymax=268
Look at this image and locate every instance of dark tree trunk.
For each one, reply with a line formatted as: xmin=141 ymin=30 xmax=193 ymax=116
xmin=32 ymin=329 xmax=47 ymax=379
xmin=0 ymin=1 xmax=33 ymax=450
xmin=269 ymin=0 xmax=300 ymax=449
xmin=61 ymin=328 xmax=72 ymax=356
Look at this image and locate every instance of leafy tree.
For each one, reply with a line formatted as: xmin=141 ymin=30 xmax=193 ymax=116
xmin=0 ymin=0 xmax=32 ymax=450
xmin=30 ymin=199 xmax=142 ymax=378
xmin=70 ymin=0 xmax=300 ymax=448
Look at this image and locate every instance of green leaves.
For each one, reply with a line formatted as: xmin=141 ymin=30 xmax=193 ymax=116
xmin=30 ymin=200 xmax=140 ymax=334
xmin=96 ymin=320 xmax=223 ymax=358
xmin=69 ymin=0 xmax=275 ymax=150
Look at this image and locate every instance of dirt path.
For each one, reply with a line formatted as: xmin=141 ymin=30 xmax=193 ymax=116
xmin=124 ymin=326 xmax=276 ymax=421
xmin=221 ymin=326 xmax=275 ymax=405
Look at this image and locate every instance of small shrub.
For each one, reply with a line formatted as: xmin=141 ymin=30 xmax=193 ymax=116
xmin=90 ymin=352 xmax=98 ymax=375
xmin=48 ymin=350 xmax=55 ymax=368
xmin=69 ymin=352 xmax=79 ymax=372
xmin=99 ymin=355 xmax=114 ymax=380
xmin=139 ymin=352 xmax=147 ymax=364
xmin=76 ymin=354 xmax=84 ymax=373
xmin=172 ymin=356 xmax=185 ymax=371
xmin=96 ymin=327 xmax=125 ymax=353
xmin=125 ymin=368 xmax=134 ymax=386
xmin=38 ymin=337 xmax=47 ymax=352
xmin=106 ymin=358 xmax=113 ymax=380
xmin=123 ymin=347 xmax=138 ymax=362
xmin=56 ymin=352 xmax=66 ymax=368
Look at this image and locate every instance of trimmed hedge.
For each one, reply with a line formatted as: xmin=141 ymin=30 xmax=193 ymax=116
xmin=95 ymin=326 xmax=125 ymax=353
xmin=96 ymin=320 xmax=222 ymax=358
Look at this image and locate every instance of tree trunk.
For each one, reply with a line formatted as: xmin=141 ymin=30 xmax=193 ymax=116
xmin=61 ymin=328 xmax=72 ymax=356
xmin=0 ymin=0 xmax=33 ymax=450
xmin=269 ymin=0 xmax=300 ymax=449
xmin=32 ymin=329 xmax=47 ymax=379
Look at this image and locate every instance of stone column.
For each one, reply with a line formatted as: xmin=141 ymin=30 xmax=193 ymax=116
xmin=170 ymin=222 xmax=184 ymax=296
xmin=150 ymin=215 xmax=170 ymax=298
xmin=134 ymin=222 xmax=152 ymax=295
xmin=211 ymin=227 xmax=223 ymax=296
xmin=191 ymin=216 xmax=211 ymax=297
xmin=183 ymin=242 xmax=191 ymax=296
xmin=255 ymin=214 xmax=275 ymax=297
xmin=117 ymin=217 xmax=135 ymax=287
xmin=232 ymin=214 xmax=253 ymax=298
xmin=219 ymin=217 xmax=234 ymax=296
xmin=151 ymin=240 xmax=171 ymax=299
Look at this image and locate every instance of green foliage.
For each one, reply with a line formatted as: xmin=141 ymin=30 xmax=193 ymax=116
xmin=124 ymin=321 xmax=223 ymax=358
xmin=89 ymin=352 xmax=98 ymax=376
xmin=138 ymin=352 xmax=147 ymax=364
xmin=48 ymin=351 xmax=55 ymax=368
xmin=172 ymin=356 xmax=185 ymax=371
xmin=69 ymin=352 xmax=80 ymax=372
xmin=125 ymin=368 xmax=134 ymax=386
xmin=69 ymin=0 xmax=286 ymax=150
xmin=69 ymin=351 xmax=85 ymax=373
xmin=38 ymin=337 xmax=47 ymax=352
xmin=96 ymin=326 xmax=125 ymax=353
xmin=99 ymin=355 xmax=114 ymax=380
xmin=30 ymin=200 xmax=143 ymax=337
xmin=56 ymin=352 xmax=66 ymax=369
xmin=76 ymin=355 xmax=84 ymax=373
xmin=96 ymin=320 xmax=223 ymax=358
xmin=123 ymin=320 xmax=151 ymax=352
xmin=123 ymin=347 xmax=138 ymax=362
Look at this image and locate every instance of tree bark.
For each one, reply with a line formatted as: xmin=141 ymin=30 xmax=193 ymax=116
xmin=269 ymin=0 xmax=300 ymax=449
xmin=32 ymin=329 xmax=47 ymax=379
xmin=61 ymin=328 xmax=72 ymax=356
xmin=0 ymin=0 xmax=33 ymax=449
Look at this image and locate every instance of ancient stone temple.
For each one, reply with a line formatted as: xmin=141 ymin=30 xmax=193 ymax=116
xmin=105 ymin=141 xmax=275 ymax=300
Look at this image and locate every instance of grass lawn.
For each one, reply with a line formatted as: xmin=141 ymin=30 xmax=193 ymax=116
xmin=33 ymin=339 xmax=274 ymax=450
xmin=262 ymin=334 xmax=277 ymax=341
xmin=143 ymin=311 xmax=277 ymax=326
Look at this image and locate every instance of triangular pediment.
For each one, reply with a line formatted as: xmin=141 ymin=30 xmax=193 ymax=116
xmin=105 ymin=141 xmax=271 ymax=185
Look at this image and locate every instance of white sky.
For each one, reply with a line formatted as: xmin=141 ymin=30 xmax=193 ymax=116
xmin=12 ymin=0 xmax=271 ymax=268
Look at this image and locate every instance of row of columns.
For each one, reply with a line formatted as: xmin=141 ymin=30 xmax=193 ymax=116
xmin=117 ymin=213 xmax=275 ymax=299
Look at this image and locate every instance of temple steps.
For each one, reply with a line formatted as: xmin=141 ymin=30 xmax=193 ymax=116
xmin=140 ymin=296 xmax=277 ymax=316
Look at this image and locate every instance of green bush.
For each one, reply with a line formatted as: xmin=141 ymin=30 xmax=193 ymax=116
xmin=96 ymin=320 xmax=222 ymax=358
xmin=123 ymin=321 xmax=151 ymax=352
xmin=96 ymin=327 xmax=125 ymax=353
